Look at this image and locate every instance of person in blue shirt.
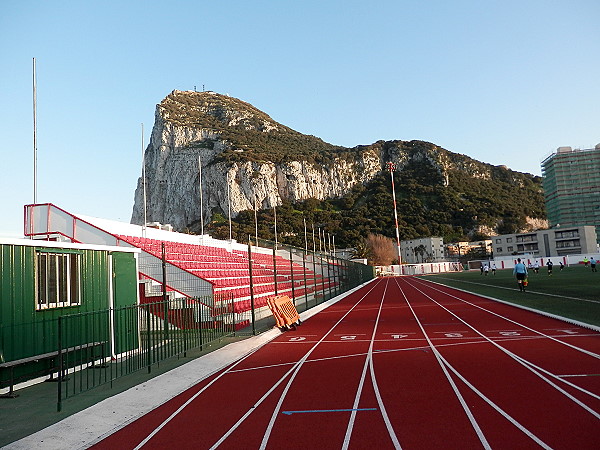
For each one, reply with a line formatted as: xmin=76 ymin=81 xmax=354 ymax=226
xmin=513 ymin=258 xmax=528 ymax=292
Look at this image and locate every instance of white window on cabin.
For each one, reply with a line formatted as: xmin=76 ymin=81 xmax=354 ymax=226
xmin=36 ymin=252 xmax=81 ymax=310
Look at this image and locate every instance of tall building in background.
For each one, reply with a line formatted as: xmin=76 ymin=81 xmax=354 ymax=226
xmin=541 ymin=145 xmax=600 ymax=246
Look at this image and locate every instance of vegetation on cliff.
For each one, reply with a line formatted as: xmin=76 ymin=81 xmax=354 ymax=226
xmin=160 ymin=90 xmax=352 ymax=164
xmin=205 ymin=151 xmax=545 ymax=249
xmin=160 ymin=91 xmax=545 ymax=249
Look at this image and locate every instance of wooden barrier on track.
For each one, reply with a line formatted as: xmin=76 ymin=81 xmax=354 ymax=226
xmin=267 ymin=295 xmax=301 ymax=331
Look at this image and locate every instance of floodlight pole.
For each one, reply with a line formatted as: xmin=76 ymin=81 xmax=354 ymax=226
xmin=303 ymin=217 xmax=308 ymax=252
xmin=273 ymin=205 xmax=278 ymax=250
xmin=254 ymin=193 xmax=259 ymax=245
xmin=227 ymin=172 xmax=232 ymax=242
xmin=142 ymin=123 xmax=147 ymax=237
xmin=198 ymin=155 xmax=204 ymax=239
xmin=33 ymin=57 xmax=37 ymax=205
xmin=318 ymin=228 xmax=322 ymax=253
xmin=386 ymin=161 xmax=402 ymax=264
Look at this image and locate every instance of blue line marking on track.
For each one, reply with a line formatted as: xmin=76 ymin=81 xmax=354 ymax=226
xmin=282 ymin=408 xmax=377 ymax=415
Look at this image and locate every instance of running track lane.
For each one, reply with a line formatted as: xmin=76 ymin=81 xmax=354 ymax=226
xmin=399 ymin=277 xmax=600 ymax=448
xmin=91 ymin=277 xmax=600 ymax=449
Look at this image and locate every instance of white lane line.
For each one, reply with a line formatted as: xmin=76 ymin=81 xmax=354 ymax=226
xmin=343 ymin=278 xmax=401 ymax=450
xmin=395 ymin=278 xmax=492 ymax=449
xmin=415 ymin=278 xmax=600 ymax=359
xmin=233 ymin=334 xmax=599 ymax=375
xmin=413 ymin=277 xmax=600 ymax=366
xmin=559 ymin=374 xmax=600 ymax=378
xmin=137 ymin=280 xmax=382 ymax=449
xmin=256 ymin=279 xmax=383 ymax=450
xmin=408 ymin=278 xmax=600 ymax=416
xmin=511 ymin=353 xmax=600 ymax=403
xmin=397 ymin=278 xmax=556 ymax=449
xmin=369 ymin=351 xmax=401 ymax=448
xmin=380 ymin=332 xmax=419 ymax=335
xmin=367 ymin=281 xmax=403 ymax=448
xmin=333 ymin=333 xmax=369 ymax=336
xmin=132 ymin=343 xmax=264 ymax=450
xmin=436 ymin=350 xmax=553 ymax=449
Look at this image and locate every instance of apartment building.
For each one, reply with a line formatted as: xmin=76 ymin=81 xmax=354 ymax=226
xmin=400 ymin=236 xmax=445 ymax=264
xmin=445 ymin=240 xmax=492 ymax=259
xmin=541 ymin=145 xmax=600 ymax=245
xmin=492 ymin=225 xmax=597 ymax=258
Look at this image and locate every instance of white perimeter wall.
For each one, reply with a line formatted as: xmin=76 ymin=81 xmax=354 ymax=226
xmin=377 ymin=262 xmax=462 ymax=276
xmin=376 ymin=253 xmax=600 ymax=276
xmin=486 ymin=253 xmax=600 ymax=270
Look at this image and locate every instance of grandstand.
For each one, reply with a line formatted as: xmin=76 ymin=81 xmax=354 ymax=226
xmin=117 ymin=235 xmax=332 ymax=311
xmin=24 ymin=203 xmax=348 ymax=331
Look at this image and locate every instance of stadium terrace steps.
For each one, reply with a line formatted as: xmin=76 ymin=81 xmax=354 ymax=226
xmin=116 ymin=235 xmax=335 ymax=314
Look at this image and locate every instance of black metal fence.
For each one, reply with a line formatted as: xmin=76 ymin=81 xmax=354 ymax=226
xmin=56 ymin=293 xmax=234 ymax=411
xmin=248 ymin=238 xmax=373 ymax=307
xmin=56 ymin=240 xmax=374 ymax=411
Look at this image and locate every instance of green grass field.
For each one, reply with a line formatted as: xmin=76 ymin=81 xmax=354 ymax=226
xmin=420 ymin=265 xmax=600 ymax=327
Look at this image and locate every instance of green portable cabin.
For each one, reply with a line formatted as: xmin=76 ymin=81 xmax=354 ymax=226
xmin=0 ymin=238 xmax=139 ymax=389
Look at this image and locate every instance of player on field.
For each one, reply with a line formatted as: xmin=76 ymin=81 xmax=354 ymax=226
xmin=513 ymin=258 xmax=528 ymax=292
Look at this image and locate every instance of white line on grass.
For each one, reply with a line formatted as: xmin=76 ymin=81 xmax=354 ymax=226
xmin=433 ymin=276 xmax=600 ymax=304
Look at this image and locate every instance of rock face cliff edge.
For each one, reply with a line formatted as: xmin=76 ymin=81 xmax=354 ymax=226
xmin=131 ymin=90 xmax=543 ymax=233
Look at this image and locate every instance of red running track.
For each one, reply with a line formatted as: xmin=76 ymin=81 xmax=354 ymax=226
xmin=92 ymin=277 xmax=600 ymax=449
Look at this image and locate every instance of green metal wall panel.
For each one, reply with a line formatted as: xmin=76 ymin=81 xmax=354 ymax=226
xmin=112 ymin=252 xmax=138 ymax=309
xmin=0 ymin=245 xmax=39 ymax=363
xmin=1 ymin=243 xmax=138 ymax=387
xmin=111 ymin=252 xmax=139 ymax=354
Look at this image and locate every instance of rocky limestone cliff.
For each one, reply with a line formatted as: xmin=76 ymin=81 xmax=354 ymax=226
xmin=131 ymin=90 xmax=543 ymax=233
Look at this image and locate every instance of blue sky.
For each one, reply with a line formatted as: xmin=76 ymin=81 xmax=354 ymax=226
xmin=1 ymin=0 xmax=598 ymax=236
